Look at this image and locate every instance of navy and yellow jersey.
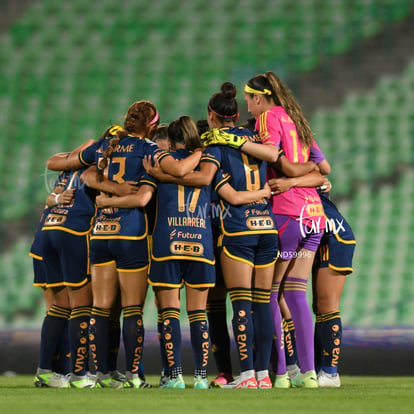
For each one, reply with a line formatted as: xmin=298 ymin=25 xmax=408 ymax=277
xmin=30 ymin=205 xmax=50 ymax=260
xmin=82 ymin=135 xmax=159 ymax=240
xmin=203 ymin=126 xmax=277 ymax=237
xmin=42 ymin=169 xmax=96 ymax=236
xmin=151 ymin=148 xmax=215 ymax=264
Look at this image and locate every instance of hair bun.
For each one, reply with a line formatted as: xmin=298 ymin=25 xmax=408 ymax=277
xmin=220 ymin=82 xmax=236 ymax=100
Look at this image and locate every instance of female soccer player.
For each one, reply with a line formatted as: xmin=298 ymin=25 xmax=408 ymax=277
xmin=36 ymin=161 xmax=97 ymax=389
xmin=44 ymin=126 xmax=138 ymax=387
xmin=267 ymin=139 xmax=356 ymax=387
xmin=309 ymin=141 xmax=356 ymax=387
xmin=32 ymin=186 xmax=74 ymax=388
xmin=244 ymin=72 xmax=326 ymax=388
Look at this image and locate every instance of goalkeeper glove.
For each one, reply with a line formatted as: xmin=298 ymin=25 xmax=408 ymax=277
xmin=201 ymin=128 xmax=247 ymax=149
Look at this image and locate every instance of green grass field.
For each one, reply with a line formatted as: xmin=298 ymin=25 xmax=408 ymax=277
xmin=1 ymin=375 xmax=413 ymax=414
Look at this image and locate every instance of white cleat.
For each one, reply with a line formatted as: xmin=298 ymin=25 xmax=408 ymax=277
xmin=69 ymin=373 xmax=96 ymax=388
xmin=34 ymin=368 xmax=70 ymax=388
xmin=317 ymin=370 xmax=341 ymax=388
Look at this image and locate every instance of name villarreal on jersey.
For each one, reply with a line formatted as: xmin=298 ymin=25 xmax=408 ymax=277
xmin=167 ymin=216 xmax=207 ymax=257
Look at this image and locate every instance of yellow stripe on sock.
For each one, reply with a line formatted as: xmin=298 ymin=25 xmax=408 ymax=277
xmin=316 ymin=311 xmax=341 ymax=323
xmin=69 ymin=307 xmax=91 ymax=319
xmin=48 ymin=305 xmax=71 ymax=319
xmin=122 ymin=305 xmax=143 ymax=318
xmin=188 ymin=312 xmax=207 ymax=324
xmin=252 ymin=289 xmax=271 ymax=303
xmin=229 ymin=289 xmax=252 ymax=302
xmin=91 ymin=307 xmax=111 ymax=318
xmin=206 ymin=300 xmax=226 ymax=313
xmin=283 ymin=280 xmax=307 ymax=292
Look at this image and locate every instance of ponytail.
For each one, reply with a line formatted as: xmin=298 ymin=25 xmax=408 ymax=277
xmin=264 ymin=71 xmax=313 ymax=147
xmin=96 ymin=128 xmax=127 ymax=182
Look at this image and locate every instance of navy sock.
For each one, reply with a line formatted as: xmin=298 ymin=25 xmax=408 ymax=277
xmin=161 ymin=308 xmax=181 ymax=375
xmin=188 ymin=309 xmax=209 ymax=375
xmin=206 ymin=299 xmax=232 ymax=374
xmin=69 ymin=307 xmax=91 ymax=376
xmin=284 ymin=318 xmax=298 ymax=367
xmin=315 ymin=311 xmax=342 ymax=374
xmin=252 ymin=288 xmax=272 ymax=372
xmin=108 ymin=318 xmax=121 ymax=372
xmin=89 ymin=307 xmax=111 ymax=374
xmin=39 ymin=305 xmax=70 ymax=370
xmin=122 ymin=305 xmax=144 ymax=374
xmin=157 ymin=311 xmax=169 ymax=375
xmin=228 ymin=288 xmax=253 ymax=372
xmin=52 ymin=318 xmax=70 ymax=374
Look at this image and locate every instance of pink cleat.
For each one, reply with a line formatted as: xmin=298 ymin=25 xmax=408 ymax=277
xmin=210 ymin=372 xmax=234 ymax=388
xmin=222 ymin=376 xmax=258 ymax=389
xmin=257 ymin=376 xmax=272 ymax=389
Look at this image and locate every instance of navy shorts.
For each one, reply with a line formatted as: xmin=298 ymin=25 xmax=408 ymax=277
xmin=149 ymin=259 xmax=215 ymax=288
xmin=220 ymin=233 xmax=278 ymax=268
xmin=41 ymin=230 xmax=90 ymax=288
xmin=31 ymin=255 xmax=46 ymax=287
xmin=90 ymin=238 xmax=149 ymax=272
xmin=313 ymin=230 xmax=356 ymax=275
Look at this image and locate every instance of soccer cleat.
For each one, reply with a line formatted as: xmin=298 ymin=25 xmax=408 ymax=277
xmin=69 ymin=373 xmax=96 ymax=388
xmin=274 ymin=373 xmax=291 ymax=389
xmin=159 ymin=374 xmax=169 ymax=388
xmin=317 ymin=370 xmax=341 ymax=388
xmin=193 ymin=375 xmax=209 ymax=389
xmin=123 ymin=371 xmax=152 ymax=389
xmin=222 ymin=375 xmax=258 ymax=389
xmin=94 ymin=371 xmax=124 ymax=388
xmin=138 ymin=371 xmax=152 ymax=388
xmin=257 ymin=376 xmax=272 ymax=389
xmin=163 ymin=374 xmax=186 ymax=389
xmin=110 ymin=370 xmax=127 ymax=383
xmin=209 ymin=373 xmax=234 ymax=388
xmin=291 ymin=370 xmax=318 ymax=389
xmin=34 ymin=368 xmax=70 ymax=388
xmin=287 ymin=363 xmax=300 ymax=378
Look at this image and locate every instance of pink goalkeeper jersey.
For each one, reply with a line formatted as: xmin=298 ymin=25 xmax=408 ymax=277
xmin=256 ymin=106 xmax=325 ymax=230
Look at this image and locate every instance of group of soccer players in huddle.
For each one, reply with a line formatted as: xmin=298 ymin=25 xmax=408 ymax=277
xmin=30 ymin=71 xmax=355 ymax=389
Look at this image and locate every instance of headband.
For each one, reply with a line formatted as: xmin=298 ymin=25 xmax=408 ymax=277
xmin=208 ymin=104 xmax=237 ymax=119
xmin=147 ymin=110 xmax=159 ymax=126
xmin=244 ymin=84 xmax=272 ymax=95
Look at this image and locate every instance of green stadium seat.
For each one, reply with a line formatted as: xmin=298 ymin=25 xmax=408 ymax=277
xmin=0 ymin=0 xmax=414 ymax=330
